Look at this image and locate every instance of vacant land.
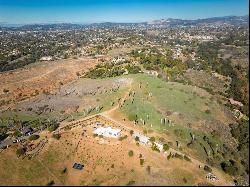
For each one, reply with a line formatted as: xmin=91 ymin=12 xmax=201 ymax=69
xmin=0 ymin=57 xmax=100 ymax=111
xmin=0 ymin=116 xmax=232 ymax=186
xmin=0 ymin=72 xmax=237 ymax=186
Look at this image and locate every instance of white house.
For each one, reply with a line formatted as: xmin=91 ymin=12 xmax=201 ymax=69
xmin=154 ymin=142 xmax=164 ymax=151
xmin=93 ymin=126 xmax=121 ymax=138
xmin=133 ymin=132 xmax=150 ymax=144
xmin=40 ymin=56 xmax=53 ymax=61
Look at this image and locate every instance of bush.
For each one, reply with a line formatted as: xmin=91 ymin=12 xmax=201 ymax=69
xmin=149 ymin=137 xmax=155 ymax=143
xmin=16 ymin=147 xmax=26 ymax=157
xmin=151 ymin=143 xmax=160 ymax=152
xmin=61 ymin=168 xmax=67 ymax=174
xmin=184 ymin=155 xmax=191 ymax=162
xmin=48 ymin=123 xmax=59 ymax=132
xmin=128 ymin=150 xmax=134 ymax=157
xmin=28 ymin=134 xmax=39 ymax=141
xmin=127 ymin=181 xmax=135 ymax=186
xmin=135 ymin=136 xmax=139 ymax=141
xmin=52 ymin=134 xmax=61 ymax=140
xmin=3 ymin=88 xmax=9 ymax=93
xmin=204 ymin=165 xmax=212 ymax=172
xmin=46 ymin=180 xmax=55 ymax=186
xmin=163 ymin=144 xmax=170 ymax=151
xmin=13 ymin=130 xmax=21 ymax=138
xmin=140 ymin=159 xmax=144 ymax=166
xmin=205 ymin=109 xmax=211 ymax=114
xmin=119 ymin=135 xmax=128 ymax=141
xmin=146 ymin=165 xmax=151 ymax=174
xmin=128 ymin=113 xmax=138 ymax=121
xmin=220 ymin=160 xmax=242 ymax=176
xmin=174 ymin=153 xmax=184 ymax=159
xmin=129 ymin=130 xmax=134 ymax=136
xmin=167 ymin=153 xmax=172 ymax=160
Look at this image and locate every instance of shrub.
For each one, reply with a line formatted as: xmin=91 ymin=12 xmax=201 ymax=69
xmin=13 ymin=130 xmax=21 ymax=138
xmin=127 ymin=181 xmax=135 ymax=186
xmin=163 ymin=144 xmax=170 ymax=151
xmin=119 ymin=135 xmax=128 ymax=141
xmin=151 ymin=143 xmax=160 ymax=152
xmin=205 ymin=109 xmax=211 ymax=114
xmin=140 ymin=159 xmax=144 ymax=166
xmin=28 ymin=134 xmax=39 ymax=141
xmin=61 ymin=168 xmax=67 ymax=174
xmin=93 ymin=134 xmax=98 ymax=137
xmin=3 ymin=88 xmax=9 ymax=93
xmin=220 ymin=160 xmax=242 ymax=176
xmin=204 ymin=165 xmax=212 ymax=172
xmin=149 ymin=137 xmax=155 ymax=143
xmin=48 ymin=123 xmax=59 ymax=132
xmin=135 ymin=136 xmax=140 ymax=141
xmin=184 ymin=155 xmax=191 ymax=162
xmin=16 ymin=147 xmax=26 ymax=157
xmin=52 ymin=134 xmax=61 ymax=140
xmin=129 ymin=130 xmax=134 ymax=136
xmin=146 ymin=166 xmax=151 ymax=174
xmin=128 ymin=113 xmax=138 ymax=121
xmin=167 ymin=154 xmax=171 ymax=160
xmin=128 ymin=150 xmax=134 ymax=157
xmin=174 ymin=153 xmax=184 ymax=159
xmin=46 ymin=180 xmax=55 ymax=186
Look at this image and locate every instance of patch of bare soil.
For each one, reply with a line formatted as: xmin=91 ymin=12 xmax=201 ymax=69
xmin=0 ymin=57 xmax=100 ymax=111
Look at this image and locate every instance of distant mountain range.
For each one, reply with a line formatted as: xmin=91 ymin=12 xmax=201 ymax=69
xmin=147 ymin=15 xmax=249 ymax=26
xmin=0 ymin=15 xmax=248 ymax=30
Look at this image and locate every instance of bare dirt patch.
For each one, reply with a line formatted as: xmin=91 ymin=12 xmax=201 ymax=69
xmin=0 ymin=57 xmax=100 ymax=111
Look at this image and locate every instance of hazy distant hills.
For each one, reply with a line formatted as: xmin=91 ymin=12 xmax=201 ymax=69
xmin=0 ymin=15 xmax=248 ymax=30
xmin=147 ymin=15 xmax=249 ymax=27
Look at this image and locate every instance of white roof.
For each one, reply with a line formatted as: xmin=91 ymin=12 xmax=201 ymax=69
xmin=93 ymin=126 xmax=121 ymax=138
xmin=133 ymin=132 xmax=150 ymax=144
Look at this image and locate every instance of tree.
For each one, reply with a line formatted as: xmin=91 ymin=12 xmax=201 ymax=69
xmin=128 ymin=150 xmax=134 ymax=157
xmin=16 ymin=147 xmax=26 ymax=157
xmin=149 ymin=137 xmax=155 ymax=143
xmin=129 ymin=130 xmax=134 ymax=136
xmin=128 ymin=113 xmax=138 ymax=121
xmin=140 ymin=159 xmax=145 ymax=166
xmin=163 ymin=144 xmax=170 ymax=151
xmin=204 ymin=165 xmax=212 ymax=172
xmin=28 ymin=134 xmax=39 ymax=141
xmin=52 ymin=134 xmax=61 ymax=140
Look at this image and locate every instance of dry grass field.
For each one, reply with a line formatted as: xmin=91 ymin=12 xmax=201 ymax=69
xmin=0 ymin=57 xmax=100 ymax=111
xmin=0 ymin=115 xmax=233 ymax=186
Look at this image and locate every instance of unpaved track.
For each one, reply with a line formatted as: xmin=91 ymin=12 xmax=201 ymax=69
xmin=58 ymin=79 xmax=233 ymax=186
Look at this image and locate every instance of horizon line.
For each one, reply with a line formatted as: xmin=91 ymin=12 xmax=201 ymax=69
xmin=0 ymin=14 xmax=248 ymax=26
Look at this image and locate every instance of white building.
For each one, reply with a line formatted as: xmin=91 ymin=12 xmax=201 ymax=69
xmin=40 ymin=56 xmax=53 ymax=61
xmin=93 ymin=126 xmax=121 ymax=138
xmin=133 ymin=132 xmax=150 ymax=144
xmin=154 ymin=142 xmax=164 ymax=151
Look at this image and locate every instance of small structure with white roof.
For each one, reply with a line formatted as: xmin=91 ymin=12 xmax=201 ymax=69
xmin=133 ymin=132 xmax=150 ymax=145
xmin=93 ymin=126 xmax=121 ymax=138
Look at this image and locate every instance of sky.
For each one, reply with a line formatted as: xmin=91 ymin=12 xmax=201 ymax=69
xmin=0 ymin=0 xmax=249 ymax=24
